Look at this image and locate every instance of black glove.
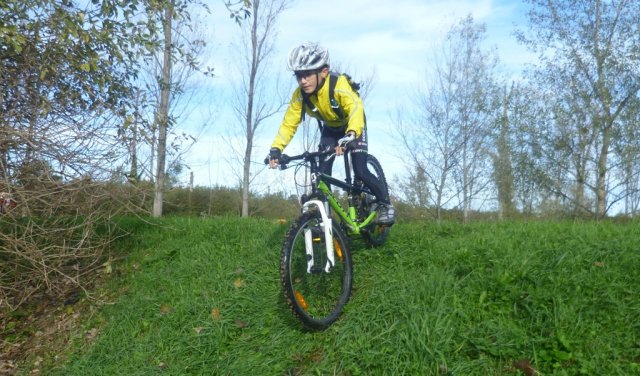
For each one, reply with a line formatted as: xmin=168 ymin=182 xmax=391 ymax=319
xmin=269 ymin=147 xmax=281 ymax=163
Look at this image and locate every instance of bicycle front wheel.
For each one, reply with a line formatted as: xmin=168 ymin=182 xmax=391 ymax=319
xmin=280 ymin=210 xmax=352 ymax=330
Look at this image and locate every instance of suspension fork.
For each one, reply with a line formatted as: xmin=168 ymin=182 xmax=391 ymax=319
xmin=301 ymin=199 xmax=335 ymax=273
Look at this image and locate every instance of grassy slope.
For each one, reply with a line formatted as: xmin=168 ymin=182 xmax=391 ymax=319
xmin=46 ymin=217 xmax=639 ymax=375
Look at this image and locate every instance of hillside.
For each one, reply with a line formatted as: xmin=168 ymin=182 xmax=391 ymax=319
xmin=5 ymin=217 xmax=640 ymax=375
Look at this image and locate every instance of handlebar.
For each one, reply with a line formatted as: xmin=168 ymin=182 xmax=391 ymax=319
xmin=264 ymin=148 xmax=335 ymax=170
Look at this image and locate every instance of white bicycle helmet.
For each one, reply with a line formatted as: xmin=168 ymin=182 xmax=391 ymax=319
xmin=287 ymin=42 xmax=330 ymax=71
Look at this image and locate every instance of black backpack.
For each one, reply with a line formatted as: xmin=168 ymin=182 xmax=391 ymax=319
xmin=300 ymin=72 xmax=361 ymax=124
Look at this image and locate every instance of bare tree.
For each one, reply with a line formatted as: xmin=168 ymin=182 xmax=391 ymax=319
xmin=228 ymin=0 xmax=291 ymax=217
xmin=141 ymin=0 xmax=228 ymax=217
xmin=398 ymin=15 xmax=500 ymax=222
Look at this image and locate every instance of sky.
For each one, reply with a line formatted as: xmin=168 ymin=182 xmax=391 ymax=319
xmin=176 ymin=0 xmax=535 ymax=194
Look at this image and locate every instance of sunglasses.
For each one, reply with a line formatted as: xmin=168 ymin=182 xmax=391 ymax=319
xmin=294 ymin=70 xmax=317 ymax=80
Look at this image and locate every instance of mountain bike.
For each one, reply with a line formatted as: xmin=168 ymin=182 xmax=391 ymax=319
xmin=267 ymin=147 xmax=391 ymax=330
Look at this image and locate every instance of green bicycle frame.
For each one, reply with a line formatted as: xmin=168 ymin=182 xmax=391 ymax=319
xmin=316 ymin=178 xmax=377 ymax=235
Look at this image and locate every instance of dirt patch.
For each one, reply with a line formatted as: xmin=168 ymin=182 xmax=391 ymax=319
xmin=1 ymin=291 xmax=108 ymax=375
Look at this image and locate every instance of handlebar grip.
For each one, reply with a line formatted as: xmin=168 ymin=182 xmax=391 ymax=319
xmin=264 ymin=154 xmax=291 ymax=169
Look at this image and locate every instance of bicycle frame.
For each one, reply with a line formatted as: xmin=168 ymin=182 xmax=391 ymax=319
xmin=314 ymin=175 xmax=377 ymax=234
xmin=300 ymin=150 xmax=377 ymax=230
xmin=273 ymin=148 xmax=379 ymax=274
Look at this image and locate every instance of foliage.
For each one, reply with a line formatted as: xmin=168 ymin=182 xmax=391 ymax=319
xmin=395 ymin=1 xmax=640 ymax=220
xmin=517 ymin=0 xmax=640 ymax=218
xmin=0 ymin=0 xmax=150 ymax=120
xmin=6 ymin=218 xmax=637 ymax=375
xmin=0 ymin=0 xmax=155 ymax=310
xmin=0 ymin=0 xmax=250 ymax=312
xmin=162 ymin=185 xmax=299 ymax=218
xmin=225 ymin=0 xmax=252 ymax=24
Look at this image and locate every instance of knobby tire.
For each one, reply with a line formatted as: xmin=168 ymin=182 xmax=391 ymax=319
xmin=280 ymin=210 xmax=352 ymax=330
xmin=359 ymin=154 xmax=391 ymax=247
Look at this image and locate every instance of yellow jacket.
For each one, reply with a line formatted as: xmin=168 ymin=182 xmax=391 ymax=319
xmin=271 ymin=74 xmax=365 ymax=151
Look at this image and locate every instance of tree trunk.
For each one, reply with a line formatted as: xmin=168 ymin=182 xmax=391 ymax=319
xmin=596 ymin=122 xmax=612 ymax=219
xmin=241 ymin=136 xmax=252 ymax=217
xmin=241 ymin=30 xmax=257 ymax=218
xmin=153 ymin=1 xmax=173 ymax=217
xmin=238 ymin=0 xmax=289 ymax=217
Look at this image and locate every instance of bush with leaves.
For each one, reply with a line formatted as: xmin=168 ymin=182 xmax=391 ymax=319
xmin=0 ymin=0 xmax=155 ymax=310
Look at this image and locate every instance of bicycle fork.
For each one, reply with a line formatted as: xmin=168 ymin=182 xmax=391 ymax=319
xmin=302 ymin=199 xmax=335 ymax=273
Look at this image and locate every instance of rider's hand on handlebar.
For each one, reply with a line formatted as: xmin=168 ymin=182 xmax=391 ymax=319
xmin=268 ymin=147 xmax=281 ymax=169
xmin=336 ymin=131 xmax=356 ymax=156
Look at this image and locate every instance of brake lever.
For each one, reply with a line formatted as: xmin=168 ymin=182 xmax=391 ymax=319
xmin=324 ymin=152 xmax=337 ymax=162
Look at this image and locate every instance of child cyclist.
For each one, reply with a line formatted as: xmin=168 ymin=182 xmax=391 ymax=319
xmin=267 ymin=42 xmax=395 ymax=225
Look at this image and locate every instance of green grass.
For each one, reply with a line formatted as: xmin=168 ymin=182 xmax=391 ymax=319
xmin=39 ymin=217 xmax=640 ymax=375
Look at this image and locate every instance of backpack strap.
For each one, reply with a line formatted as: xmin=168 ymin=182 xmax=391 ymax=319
xmin=299 ymin=73 xmax=346 ymax=125
xmin=300 ymin=92 xmax=323 ymax=131
xmin=328 ymin=73 xmax=345 ymax=120
xmin=300 ymin=92 xmax=316 ymax=121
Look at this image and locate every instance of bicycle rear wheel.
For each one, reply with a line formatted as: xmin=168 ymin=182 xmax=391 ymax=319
xmin=359 ymin=154 xmax=391 ymax=247
xmin=280 ymin=210 xmax=352 ymax=330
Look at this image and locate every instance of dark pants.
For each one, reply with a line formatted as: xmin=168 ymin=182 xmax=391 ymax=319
xmin=318 ymin=125 xmax=390 ymax=204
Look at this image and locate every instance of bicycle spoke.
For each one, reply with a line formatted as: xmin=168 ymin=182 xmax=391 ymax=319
xmin=281 ymin=212 xmax=352 ymax=330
